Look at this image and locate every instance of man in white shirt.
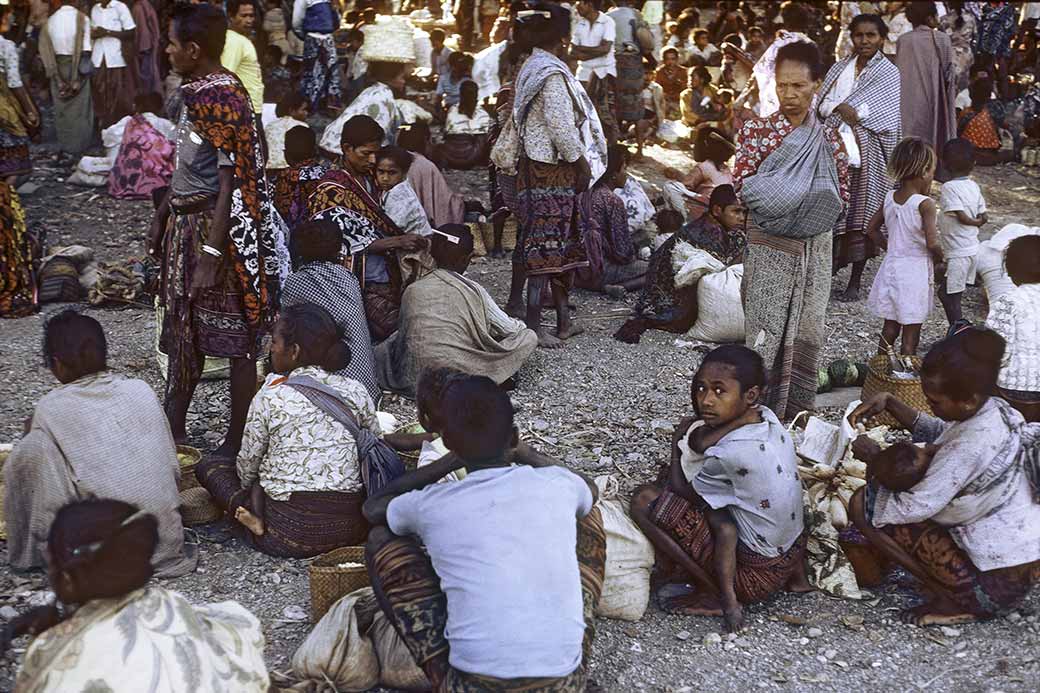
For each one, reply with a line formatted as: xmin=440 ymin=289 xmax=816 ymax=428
xmin=39 ymin=0 xmax=95 ymax=156
xmin=90 ymin=0 xmax=136 ymax=128
xmin=363 ymin=375 xmax=605 ymax=690
xmin=571 ymin=0 xmax=619 ymax=143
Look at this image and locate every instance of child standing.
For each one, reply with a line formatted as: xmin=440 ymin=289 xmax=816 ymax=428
xmin=866 ymin=137 xmax=944 ymax=356
xmin=985 ymin=235 xmax=1040 ymax=422
xmin=630 ymin=345 xmax=808 ymax=633
xmin=937 ymin=138 xmax=987 ymax=333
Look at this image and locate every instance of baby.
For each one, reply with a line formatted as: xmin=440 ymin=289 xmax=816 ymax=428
xmin=869 ymin=442 xmax=936 ymax=492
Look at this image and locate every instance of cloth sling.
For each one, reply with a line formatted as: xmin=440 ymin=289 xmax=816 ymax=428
xmin=285 ymin=375 xmax=404 ymax=495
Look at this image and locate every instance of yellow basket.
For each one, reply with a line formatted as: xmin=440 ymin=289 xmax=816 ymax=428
xmin=859 ymin=354 xmax=933 ymax=429
xmin=308 ymin=546 xmax=370 ymax=622
xmin=176 ymin=445 xmax=202 ymax=492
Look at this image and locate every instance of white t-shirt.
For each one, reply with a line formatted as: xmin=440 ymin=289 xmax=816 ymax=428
xmin=573 ymin=12 xmax=617 ymax=81
xmin=90 ymin=0 xmax=135 ymax=69
xmin=387 ymin=465 xmax=594 ymax=679
xmin=47 ymin=5 xmax=91 ymax=57
xmin=939 ymin=177 xmax=986 ymax=259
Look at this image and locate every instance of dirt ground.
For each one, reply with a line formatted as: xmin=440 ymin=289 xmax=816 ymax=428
xmin=1 ymin=142 xmax=1039 ymax=692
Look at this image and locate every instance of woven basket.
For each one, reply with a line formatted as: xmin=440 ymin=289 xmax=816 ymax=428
xmin=179 ymin=487 xmax=222 ymax=526
xmin=859 ymin=354 xmax=932 ymax=429
xmin=361 ymin=17 xmax=417 ymax=63
xmin=479 ymin=217 xmax=518 ymax=254
xmin=309 ymin=546 xmax=370 ymax=622
xmin=176 ymin=445 xmax=202 ymax=492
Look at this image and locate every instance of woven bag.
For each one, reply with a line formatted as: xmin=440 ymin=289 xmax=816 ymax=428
xmin=309 ymin=546 xmax=370 ymax=622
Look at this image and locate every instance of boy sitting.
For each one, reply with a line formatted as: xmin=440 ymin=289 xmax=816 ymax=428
xmin=363 ymin=375 xmax=604 ymax=690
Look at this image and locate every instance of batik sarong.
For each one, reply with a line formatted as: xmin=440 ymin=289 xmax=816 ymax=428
xmin=91 ymin=64 xmax=135 ymax=130
xmin=586 ymin=72 xmax=619 ymax=145
xmin=368 ymin=508 xmax=605 ymax=692
xmin=0 ymin=181 xmax=34 ymax=318
xmin=652 ymin=488 xmax=806 ymax=604
xmin=616 ymin=51 xmax=645 ymax=123
xmin=0 ymin=76 xmax=31 ymax=178
xmin=302 ymin=33 xmax=341 ymax=110
xmin=516 ymin=158 xmax=588 ymax=276
xmin=196 ymin=457 xmax=369 ymax=559
xmin=743 ymin=228 xmax=831 ymax=420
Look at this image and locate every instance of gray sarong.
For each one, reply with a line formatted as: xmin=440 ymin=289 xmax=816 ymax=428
xmin=50 ymin=55 xmax=95 ymax=155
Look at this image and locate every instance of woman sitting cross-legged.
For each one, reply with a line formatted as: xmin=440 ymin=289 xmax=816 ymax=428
xmin=196 ymin=303 xmax=379 ymax=558
xmin=848 ymin=326 xmax=1040 ymax=626
xmin=630 ymin=346 xmax=810 ymax=633
xmin=2 ymin=499 xmax=269 ymax=691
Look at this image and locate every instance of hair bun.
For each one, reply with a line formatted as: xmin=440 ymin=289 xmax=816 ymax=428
xmin=959 ymin=327 xmax=1006 ymax=367
xmin=323 ymin=340 xmax=351 ymax=373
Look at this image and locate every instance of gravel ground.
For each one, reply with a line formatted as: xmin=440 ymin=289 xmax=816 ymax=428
xmin=1 ymin=147 xmax=1039 ymax=692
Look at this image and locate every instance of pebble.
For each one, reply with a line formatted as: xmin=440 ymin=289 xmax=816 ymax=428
xmin=735 ymin=637 xmax=751 ymax=648
xmin=703 ymin=632 xmax=722 ymax=646
xmin=726 ymin=632 xmax=738 ymax=642
xmin=1008 ymin=612 xmax=1022 ymax=623
xmin=940 ymin=626 xmax=962 ymax=638
xmin=630 ymin=642 xmax=643 ymax=653
xmin=0 ymin=606 xmax=19 ymax=621
xmin=798 ymin=637 xmax=810 ymax=645
xmin=675 ymin=630 xmax=691 ymax=641
xmin=724 ymin=642 xmax=737 ymax=651
xmin=807 ymin=627 xmax=824 ymax=638
xmin=824 ymin=649 xmax=838 ymax=660
xmin=281 ymin=605 xmax=307 ymax=621
xmin=835 ymin=661 xmax=849 ymax=669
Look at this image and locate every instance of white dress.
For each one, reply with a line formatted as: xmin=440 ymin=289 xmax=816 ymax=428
xmin=867 ymin=191 xmax=935 ymax=325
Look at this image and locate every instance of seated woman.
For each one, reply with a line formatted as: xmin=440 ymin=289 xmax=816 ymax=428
xmin=5 ymin=311 xmax=195 ymax=578
xmin=680 ymin=66 xmax=724 ymax=129
xmin=630 ymin=346 xmax=809 ymax=633
xmin=264 ymin=91 xmax=309 ymax=175
xmin=575 ymin=144 xmax=648 ymax=298
xmin=848 ymin=327 xmax=1040 ymax=625
xmin=662 ymin=126 xmax=734 ymax=222
xmin=436 ymin=80 xmax=492 ymax=170
xmin=957 ymin=77 xmax=1015 ymax=166
xmin=397 ymin=122 xmax=466 ymax=227
xmin=196 ymin=303 xmax=379 ymax=558
xmin=376 ymin=225 xmax=538 ymax=397
xmin=106 ymin=92 xmax=176 ymax=200
xmin=281 ymin=219 xmax=381 ymax=404
xmin=615 ymin=184 xmax=745 ymax=344
xmin=2 ymin=500 xmax=269 ymax=691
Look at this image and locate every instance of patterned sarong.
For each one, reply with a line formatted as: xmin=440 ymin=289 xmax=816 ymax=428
xmin=368 ymin=508 xmax=606 ymax=692
xmin=517 ymin=158 xmax=588 ymax=276
xmin=108 ymin=114 xmax=175 ymax=199
xmin=743 ymin=228 xmax=831 ymax=420
xmin=652 ymin=488 xmax=806 ymax=603
xmin=0 ymin=181 xmax=34 ymax=318
xmin=882 ymin=520 xmax=1039 ymax=617
xmin=586 ymin=72 xmax=619 ymax=145
xmin=615 ymin=51 xmax=645 ymax=123
xmin=302 ymin=33 xmax=341 ymax=110
xmin=196 ymin=457 xmax=369 ymax=559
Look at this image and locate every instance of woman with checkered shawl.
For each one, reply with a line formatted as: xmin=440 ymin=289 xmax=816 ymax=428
xmin=734 ymin=41 xmax=849 ymax=421
xmin=817 ymin=13 xmax=901 ymax=302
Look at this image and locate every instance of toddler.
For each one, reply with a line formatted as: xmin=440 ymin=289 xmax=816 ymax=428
xmin=869 ymin=442 xmax=935 ymax=492
xmin=986 ymin=235 xmax=1040 ymax=422
xmin=866 ymin=137 xmax=944 ymax=356
xmin=937 ymin=138 xmax=987 ymax=332
xmin=630 ymin=345 xmax=808 ymax=633
xmin=375 ymin=146 xmax=434 ymax=238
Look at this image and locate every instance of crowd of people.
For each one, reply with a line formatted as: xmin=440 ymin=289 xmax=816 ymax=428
xmin=3 ymin=0 xmax=1040 ymax=690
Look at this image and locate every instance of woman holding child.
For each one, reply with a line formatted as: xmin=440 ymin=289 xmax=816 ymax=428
xmin=849 ymin=327 xmax=1040 ymax=625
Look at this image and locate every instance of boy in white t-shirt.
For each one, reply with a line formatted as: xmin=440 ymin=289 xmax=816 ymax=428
xmin=937 ymin=138 xmax=988 ymax=332
xmin=363 ymin=375 xmax=604 ymax=689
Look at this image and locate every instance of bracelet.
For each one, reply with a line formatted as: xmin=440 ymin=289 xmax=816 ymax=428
xmin=201 ymin=244 xmax=222 ymax=258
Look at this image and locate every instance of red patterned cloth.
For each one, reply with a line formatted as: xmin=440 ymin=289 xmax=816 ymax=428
xmin=108 ymin=114 xmax=175 ymax=200
xmin=959 ymin=107 xmax=1002 ymax=151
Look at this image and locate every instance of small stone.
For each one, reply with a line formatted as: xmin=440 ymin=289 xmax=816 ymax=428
xmin=940 ymin=626 xmax=962 ymax=638
xmin=0 ymin=605 xmax=19 ymax=621
xmin=871 ymin=661 xmax=883 ymax=668
xmin=623 ymin=626 xmax=639 ymax=638
xmin=1008 ymin=612 xmax=1022 ymax=623
xmin=282 ymin=605 xmax=307 ymax=621
xmin=724 ymin=641 xmax=737 ymax=651
xmin=835 ymin=660 xmax=849 ymax=669
xmin=798 ymin=637 xmax=810 ymax=645
xmin=807 ymin=627 xmax=824 ymax=638
xmin=816 ymin=656 xmax=828 ymax=664
xmin=726 ymin=632 xmax=738 ymax=642
xmin=735 ymin=637 xmax=751 ymax=648
xmin=675 ymin=630 xmax=691 ymax=641
xmin=269 ymin=573 xmax=282 ymax=585
xmin=824 ymin=649 xmax=838 ymax=660
xmin=630 ymin=642 xmax=643 ymax=653
xmin=703 ymin=632 xmax=722 ymax=646
xmin=532 ymin=419 xmax=550 ymax=432
xmin=597 ymin=456 xmax=614 ymax=467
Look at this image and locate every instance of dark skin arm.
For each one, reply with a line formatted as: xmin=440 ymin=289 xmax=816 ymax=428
xmin=362 ymin=452 xmax=467 ymax=525
xmin=865 ymin=205 xmax=886 ymax=250
xmin=382 ymin=431 xmax=438 ymax=452
xmin=951 ymin=210 xmax=987 ymax=227
xmin=511 ymin=441 xmax=599 ymax=505
xmin=189 ymin=167 xmax=235 ymax=300
xmin=0 ymin=605 xmax=62 ymax=655
xmin=365 ymin=234 xmax=428 ymax=254
xmin=148 ymin=187 xmax=173 ymax=259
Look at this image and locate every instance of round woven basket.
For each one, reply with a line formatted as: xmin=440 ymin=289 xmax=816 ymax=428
xmin=361 ymin=17 xmax=417 ymax=63
xmin=859 ymin=354 xmax=932 ymax=429
xmin=309 ymin=546 xmax=370 ymax=622
xmin=176 ymin=445 xmax=202 ymax=492
xmin=179 ymin=487 xmax=222 ymax=526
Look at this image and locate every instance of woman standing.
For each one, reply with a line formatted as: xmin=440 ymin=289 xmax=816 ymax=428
xmin=939 ymin=2 xmax=979 ymax=92
xmin=818 ymin=13 xmax=901 ymax=302
xmin=0 ymin=5 xmax=39 ymax=185
xmin=849 ymin=328 xmax=1040 ymax=625
xmin=497 ymin=2 xmax=607 ymax=348
xmin=735 ymin=41 xmax=848 ymax=420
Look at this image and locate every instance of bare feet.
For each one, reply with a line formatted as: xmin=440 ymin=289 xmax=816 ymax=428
xmin=234 ymin=507 xmax=265 ymax=536
xmin=836 ymin=286 xmax=861 ymax=302
xmin=900 ymin=602 xmax=978 ymax=626
xmin=555 ymin=323 xmax=585 ymax=340
xmin=504 ymin=301 xmax=526 ymax=319
xmin=723 ymin=603 xmax=746 ymax=633
xmin=537 ymin=331 xmax=565 ymax=349
xmin=785 ymin=561 xmax=816 ymax=593
xmin=604 ymin=284 xmax=626 ymax=300
xmin=661 ymin=592 xmax=724 ymax=617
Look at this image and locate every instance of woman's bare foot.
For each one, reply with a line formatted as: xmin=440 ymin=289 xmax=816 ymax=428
xmin=604 ymin=284 xmax=626 ymax=299
xmin=234 ymin=507 xmax=265 ymax=536
xmin=900 ymin=601 xmax=978 ymax=626
xmin=836 ymin=286 xmax=861 ymax=302
xmin=662 ymin=592 xmax=724 ymax=616
xmin=555 ymin=323 xmax=585 ymax=340
xmin=536 ymin=330 xmax=565 ymax=349
xmin=722 ymin=602 xmax=746 ymax=633
xmin=785 ymin=566 xmax=816 ymax=593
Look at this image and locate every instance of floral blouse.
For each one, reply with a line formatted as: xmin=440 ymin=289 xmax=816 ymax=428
xmin=977 ymin=2 xmax=1018 ymax=58
xmin=237 ymin=365 xmax=380 ymax=500
xmin=732 ymin=110 xmax=850 ymax=204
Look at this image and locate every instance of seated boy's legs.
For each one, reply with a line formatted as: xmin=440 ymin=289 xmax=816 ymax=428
xmin=367 ymin=510 xmax=606 ymax=688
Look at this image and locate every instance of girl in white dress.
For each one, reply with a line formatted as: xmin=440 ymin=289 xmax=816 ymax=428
xmin=866 ymin=137 xmax=945 ymax=355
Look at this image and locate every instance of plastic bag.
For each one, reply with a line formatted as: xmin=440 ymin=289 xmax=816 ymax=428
xmin=686 ymin=264 xmax=744 ymax=343
xmin=291 ymin=588 xmax=380 ymax=692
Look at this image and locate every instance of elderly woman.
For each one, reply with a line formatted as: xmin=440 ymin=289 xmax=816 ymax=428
xmin=196 ymin=303 xmax=379 ymax=558
xmin=493 ymin=1 xmax=607 ymax=349
xmin=734 ymin=40 xmax=849 ymax=420
xmin=848 ymin=328 xmax=1040 ymax=625
xmin=817 ymin=13 xmax=901 ymax=302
